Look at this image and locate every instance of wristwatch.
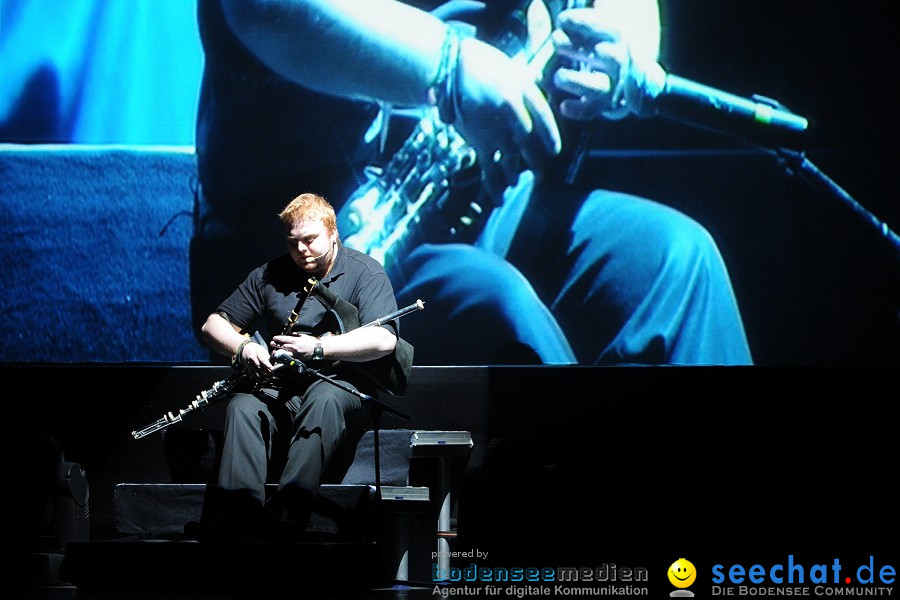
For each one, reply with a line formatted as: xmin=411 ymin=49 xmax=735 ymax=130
xmin=312 ymin=342 xmax=324 ymax=361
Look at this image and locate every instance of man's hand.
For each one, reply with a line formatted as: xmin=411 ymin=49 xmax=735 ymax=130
xmin=239 ymin=341 xmax=275 ymax=378
xmin=551 ymin=6 xmax=665 ymax=121
xmin=270 ymin=333 xmax=319 ymax=362
xmin=453 ymin=36 xmax=562 ymax=204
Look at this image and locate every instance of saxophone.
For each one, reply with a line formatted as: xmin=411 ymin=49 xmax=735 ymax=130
xmin=337 ymin=0 xmax=568 ymax=271
xmin=338 ymin=108 xmax=482 ymax=270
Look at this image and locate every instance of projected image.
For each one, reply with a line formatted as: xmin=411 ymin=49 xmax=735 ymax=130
xmin=192 ymin=0 xmax=757 ymax=367
xmin=2 ymin=0 xmax=898 ymax=366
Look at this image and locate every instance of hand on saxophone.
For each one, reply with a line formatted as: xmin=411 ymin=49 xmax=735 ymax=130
xmin=270 ymin=333 xmax=321 ymax=363
xmin=237 ymin=340 xmax=275 ymax=379
xmin=451 ymin=36 xmax=562 ymax=205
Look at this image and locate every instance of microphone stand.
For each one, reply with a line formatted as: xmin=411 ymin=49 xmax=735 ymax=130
xmin=773 ymin=147 xmax=900 ymax=261
xmin=642 ymin=72 xmax=900 ymax=260
xmin=273 ymin=351 xmax=410 ymax=501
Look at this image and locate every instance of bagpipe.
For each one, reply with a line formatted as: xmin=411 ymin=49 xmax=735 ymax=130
xmin=336 ymin=0 xmax=574 ymax=271
xmin=131 ymin=278 xmax=423 ymax=440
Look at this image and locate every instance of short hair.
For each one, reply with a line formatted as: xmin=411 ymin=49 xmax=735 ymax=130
xmin=278 ymin=193 xmax=337 ymax=234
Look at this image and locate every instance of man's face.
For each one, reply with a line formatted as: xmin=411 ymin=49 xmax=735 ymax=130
xmin=285 ymin=218 xmax=335 ymax=274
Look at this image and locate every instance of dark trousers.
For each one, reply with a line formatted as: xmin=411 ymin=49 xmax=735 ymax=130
xmin=390 ymin=175 xmax=753 ymax=365
xmin=213 ymin=379 xmax=372 ymax=527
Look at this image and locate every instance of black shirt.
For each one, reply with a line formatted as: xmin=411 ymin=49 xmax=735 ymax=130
xmin=218 ymin=243 xmax=400 ymax=344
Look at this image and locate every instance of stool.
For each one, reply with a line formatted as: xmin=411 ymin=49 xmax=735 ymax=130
xmin=409 ymin=431 xmax=473 ymax=577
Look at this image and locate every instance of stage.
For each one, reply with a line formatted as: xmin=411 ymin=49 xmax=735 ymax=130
xmin=13 ymin=364 xmax=900 ymax=598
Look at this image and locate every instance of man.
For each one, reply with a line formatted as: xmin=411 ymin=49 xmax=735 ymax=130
xmin=193 ymin=192 xmax=401 ymax=541
xmin=192 ymin=0 xmax=752 ymax=365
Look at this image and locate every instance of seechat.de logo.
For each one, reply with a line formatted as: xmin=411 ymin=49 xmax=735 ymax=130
xmin=711 ymin=555 xmax=896 ymax=596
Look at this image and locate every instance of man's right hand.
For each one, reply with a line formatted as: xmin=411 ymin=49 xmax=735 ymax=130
xmin=239 ymin=341 xmax=274 ymax=378
xmin=453 ymin=36 xmax=562 ymax=204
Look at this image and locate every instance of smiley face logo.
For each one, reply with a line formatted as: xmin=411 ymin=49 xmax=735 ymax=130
xmin=668 ymin=558 xmax=697 ymax=589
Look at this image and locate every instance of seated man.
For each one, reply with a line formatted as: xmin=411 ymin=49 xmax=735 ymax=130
xmin=191 ymin=192 xmax=405 ymax=541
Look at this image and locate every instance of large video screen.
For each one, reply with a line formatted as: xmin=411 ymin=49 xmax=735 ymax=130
xmin=2 ymin=0 xmax=897 ymax=366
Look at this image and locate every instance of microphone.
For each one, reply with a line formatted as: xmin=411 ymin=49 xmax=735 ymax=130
xmin=272 ymin=349 xmax=306 ymax=373
xmin=645 ymin=73 xmax=809 ymax=150
xmin=306 ymin=242 xmax=335 ymax=263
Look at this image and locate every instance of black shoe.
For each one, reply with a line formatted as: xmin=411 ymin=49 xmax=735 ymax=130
xmin=184 ymin=520 xmax=204 ymax=541
xmin=184 ymin=513 xmax=270 ymax=543
xmin=268 ymin=519 xmax=307 ymax=544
